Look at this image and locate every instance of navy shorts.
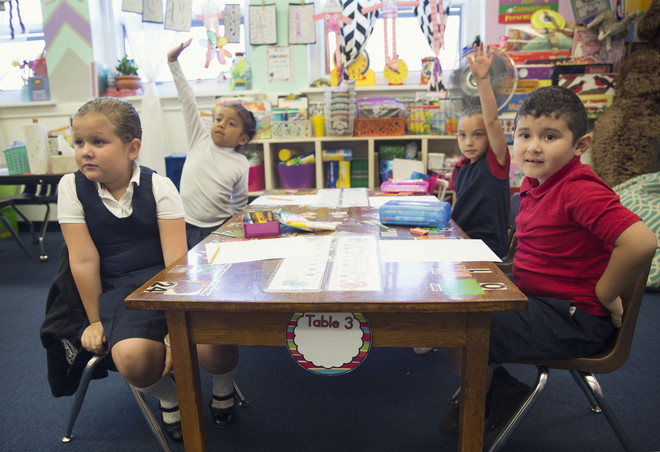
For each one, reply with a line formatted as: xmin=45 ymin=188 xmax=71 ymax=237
xmin=185 ymin=221 xmax=226 ymax=250
xmin=489 ymin=296 xmax=615 ymax=365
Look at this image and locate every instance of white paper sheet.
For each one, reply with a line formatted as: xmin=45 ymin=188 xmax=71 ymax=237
xmin=392 ymin=158 xmax=425 ymax=180
xmin=378 ymin=239 xmax=502 ymax=263
xmin=206 ymin=236 xmax=329 ymax=264
xmin=340 ymin=188 xmax=370 ymax=207
xmin=368 ymin=195 xmax=440 ymax=208
xmin=250 ymin=189 xmax=342 ymax=207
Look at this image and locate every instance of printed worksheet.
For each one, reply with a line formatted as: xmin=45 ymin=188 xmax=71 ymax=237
xmin=326 ymin=236 xmax=382 ymax=291
xmin=265 ymin=236 xmax=333 ymax=292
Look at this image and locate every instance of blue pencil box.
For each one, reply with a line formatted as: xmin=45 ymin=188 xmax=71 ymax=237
xmin=379 ymin=200 xmax=451 ymax=228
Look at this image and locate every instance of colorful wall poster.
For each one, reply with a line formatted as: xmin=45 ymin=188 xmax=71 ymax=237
xmin=498 ymin=1 xmax=559 ymax=24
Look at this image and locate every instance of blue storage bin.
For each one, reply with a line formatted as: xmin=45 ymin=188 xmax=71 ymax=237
xmin=165 ymin=155 xmax=186 ymax=191
xmin=379 ymin=200 xmax=451 ymax=228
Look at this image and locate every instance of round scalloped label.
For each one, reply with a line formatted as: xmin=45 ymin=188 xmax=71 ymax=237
xmin=286 ymin=313 xmax=371 ymax=376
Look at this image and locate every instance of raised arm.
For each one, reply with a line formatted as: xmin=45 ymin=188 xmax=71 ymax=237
xmin=468 ymin=43 xmax=508 ymax=165
xmin=168 ymin=37 xmax=192 ymax=63
xmin=167 ymin=38 xmax=208 ymax=148
xmin=596 ymin=220 xmax=657 ymax=326
xmin=61 ymin=222 xmax=106 ymax=354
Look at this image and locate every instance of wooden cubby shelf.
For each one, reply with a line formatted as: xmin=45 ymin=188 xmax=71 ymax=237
xmin=246 ymin=135 xmax=457 ymax=193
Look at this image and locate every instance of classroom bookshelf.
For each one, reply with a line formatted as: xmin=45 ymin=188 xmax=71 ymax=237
xmin=245 ymin=134 xmax=458 ymax=195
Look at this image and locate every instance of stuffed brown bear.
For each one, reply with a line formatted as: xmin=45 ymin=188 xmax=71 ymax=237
xmin=591 ymin=0 xmax=660 ymax=188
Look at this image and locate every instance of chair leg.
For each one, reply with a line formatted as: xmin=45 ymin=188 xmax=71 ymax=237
xmin=36 ymin=203 xmax=51 ymax=262
xmin=62 ymin=354 xmax=105 ymax=443
xmin=578 ymin=372 xmax=642 ymax=452
xmin=126 ymin=383 xmax=172 ymax=452
xmin=488 ymin=366 xmax=549 ymax=452
xmin=447 ymin=386 xmax=461 ymax=405
xmin=234 ymin=381 xmax=250 ymax=407
xmin=10 ymin=205 xmax=35 ymax=241
xmin=569 ymin=369 xmax=601 ymax=413
xmin=0 ymin=212 xmax=33 ymax=262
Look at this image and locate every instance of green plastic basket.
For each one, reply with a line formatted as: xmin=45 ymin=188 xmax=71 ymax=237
xmin=3 ymin=146 xmax=30 ymax=175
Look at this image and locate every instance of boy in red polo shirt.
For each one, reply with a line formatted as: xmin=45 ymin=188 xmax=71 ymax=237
xmin=441 ymin=86 xmax=657 ymax=446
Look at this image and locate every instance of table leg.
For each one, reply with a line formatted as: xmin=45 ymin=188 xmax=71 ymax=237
xmin=167 ymin=311 xmax=209 ymax=452
xmin=457 ymin=312 xmax=491 ymax=452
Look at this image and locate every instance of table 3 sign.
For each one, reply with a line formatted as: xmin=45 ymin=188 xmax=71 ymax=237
xmin=286 ymin=312 xmax=372 ymax=376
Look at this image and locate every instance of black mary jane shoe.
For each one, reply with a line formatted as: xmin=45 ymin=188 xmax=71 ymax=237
xmin=209 ymin=392 xmax=237 ymax=427
xmin=159 ymin=404 xmax=183 ymax=442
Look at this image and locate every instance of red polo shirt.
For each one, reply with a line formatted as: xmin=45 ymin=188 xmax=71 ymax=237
xmin=513 ymin=157 xmax=641 ymax=316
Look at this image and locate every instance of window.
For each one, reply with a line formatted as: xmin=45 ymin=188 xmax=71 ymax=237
xmin=0 ymin=2 xmax=45 ymax=91
xmin=120 ymin=0 xmax=246 ymax=83
xmin=310 ymin=5 xmax=463 ymax=84
xmin=363 ymin=6 xmax=462 ymax=74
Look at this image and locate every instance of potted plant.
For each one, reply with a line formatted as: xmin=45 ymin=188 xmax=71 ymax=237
xmin=115 ymin=55 xmax=142 ymax=91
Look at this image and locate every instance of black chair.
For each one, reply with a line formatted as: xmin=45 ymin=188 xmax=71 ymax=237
xmin=63 ymin=353 xmax=250 ymax=450
xmin=0 ymin=194 xmax=34 ymax=261
xmin=11 ymin=182 xmax=58 ymax=262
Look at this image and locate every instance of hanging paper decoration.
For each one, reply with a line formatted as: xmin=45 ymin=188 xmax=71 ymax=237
xmin=289 ymin=3 xmax=316 ymax=45
xmin=142 ymin=0 xmax=164 ymax=23
xmin=414 ymin=0 xmax=446 ymax=90
xmin=224 ymin=4 xmax=241 ymax=43
xmin=4 ymin=0 xmax=26 ymax=39
xmin=361 ymin=0 xmax=419 ymax=82
xmin=197 ymin=0 xmax=231 ymax=67
xmin=314 ymin=0 xmax=354 ymax=76
xmin=249 ymin=4 xmax=278 ymax=45
xmin=338 ymin=0 xmax=379 ymax=81
xmin=165 ymin=0 xmax=192 ymax=32
xmin=122 ymin=0 xmax=143 ymax=13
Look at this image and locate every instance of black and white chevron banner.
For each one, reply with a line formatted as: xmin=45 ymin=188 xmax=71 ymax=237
xmin=340 ymin=0 xmax=379 ymax=69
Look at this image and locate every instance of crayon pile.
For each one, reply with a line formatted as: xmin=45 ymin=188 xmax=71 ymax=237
xmin=243 ymin=211 xmax=276 ymax=223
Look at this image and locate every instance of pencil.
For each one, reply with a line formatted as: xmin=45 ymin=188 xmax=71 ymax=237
xmin=209 ymin=246 xmax=220 ymax=264
xmin=268 ymin=197 xmax=292 ymax=201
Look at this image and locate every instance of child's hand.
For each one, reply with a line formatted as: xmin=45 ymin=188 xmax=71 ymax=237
xmin=81 ymin=321 xmax=106 ymax=354
xmin=168 ymin=38 xmax=193 ymax=63
xmin=467 ymin=42 xmax=493 ymax=81
xmin=608 ymin=296 xmax=624 ymax=328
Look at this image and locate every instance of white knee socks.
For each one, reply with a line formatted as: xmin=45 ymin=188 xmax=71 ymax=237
xmin=211 ymin=366 xmax=238 ymax=409
xmin=138 ymin=375 xmax=179 ymax=423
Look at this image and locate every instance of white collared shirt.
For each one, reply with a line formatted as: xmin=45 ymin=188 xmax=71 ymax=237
xmin=57 ymin=163 xmax=184 ymax=223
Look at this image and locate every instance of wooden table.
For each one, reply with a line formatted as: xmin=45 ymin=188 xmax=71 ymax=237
xmin=126 ymin=201 xmax=527 ymax=451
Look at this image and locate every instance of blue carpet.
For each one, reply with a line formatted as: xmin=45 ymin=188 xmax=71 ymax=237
xmin=1 ymin=229 xmax=658 ymax=451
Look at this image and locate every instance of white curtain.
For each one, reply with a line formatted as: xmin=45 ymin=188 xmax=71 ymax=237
xmin=123 ymin=14 xmax=182 ymax=175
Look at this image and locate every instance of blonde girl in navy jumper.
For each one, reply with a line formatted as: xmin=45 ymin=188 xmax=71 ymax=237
xmin=449 ymin=43 xmax=510 ymax=258
xmin=58 ymin=97 xmax=239 ymax=442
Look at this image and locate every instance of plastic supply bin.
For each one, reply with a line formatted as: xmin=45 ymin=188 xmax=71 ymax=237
xmin=277 ymin=164 xmax=315 ymax=189
xmin=248 ymin=164 xmax=265 ymax=192
xmin=165 ymin=155 xmax=186 ymax=191
xmin=379 ymin=200 xmax=452 ymax=228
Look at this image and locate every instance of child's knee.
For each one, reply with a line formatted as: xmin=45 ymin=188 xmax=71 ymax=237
xmin=112 ymin=339 xmax=163 ymax=379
